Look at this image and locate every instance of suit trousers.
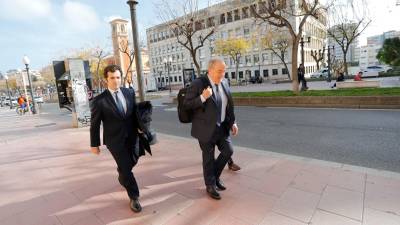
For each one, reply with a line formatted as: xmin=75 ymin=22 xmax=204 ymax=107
xmin=108 ymin=138 xmax=139 ymax=199
xmin=198 ymin=125 xmax=234 ymax=186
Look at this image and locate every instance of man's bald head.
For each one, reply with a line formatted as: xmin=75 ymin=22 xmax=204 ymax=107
xmin=207 ymin=59 xmax=226 ymax=84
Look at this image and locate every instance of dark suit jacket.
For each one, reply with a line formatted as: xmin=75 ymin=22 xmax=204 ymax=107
xmin=183 ymin=77 xmax=235 ymax=143
xmin=90 ymin=87 xmax=139 ymax=152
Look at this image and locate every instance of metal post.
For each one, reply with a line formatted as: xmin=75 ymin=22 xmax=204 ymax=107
xmin=5 ymin=78 xmax=13 ymax=109
xmin=300 ymin=37 xmax=305 ymax=66
xmin=327 ymin=46 xmax=331 ymax=82
xmin=25 ymin=65 xmax=37 ymax=114
xmin=168 ymin=63 xmax=172 ymax=93
xmin=127 ymin=0 xmax=145 ymax=102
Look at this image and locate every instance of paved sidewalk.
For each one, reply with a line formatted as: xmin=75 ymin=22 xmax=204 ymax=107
xmin=1 ymin=125 xmax=400 ymax=224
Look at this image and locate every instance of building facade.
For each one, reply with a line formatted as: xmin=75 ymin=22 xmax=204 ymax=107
xmin=146 ymin=0 xmax=328 ymax=87
xmin=357 ymin=30 xmax=400 ymax=69
xmin=328 ymin=23 xmax=359 ymax=64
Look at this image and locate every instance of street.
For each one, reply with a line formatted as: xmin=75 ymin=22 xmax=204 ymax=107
xmin=152 ymin=104 xmax=400 ymax=173
xmin=2 ymin=103 xmax=400 ymax=173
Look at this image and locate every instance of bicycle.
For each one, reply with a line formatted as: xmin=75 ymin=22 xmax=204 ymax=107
xmin=16 ymin=104 xmax=34 ymax=115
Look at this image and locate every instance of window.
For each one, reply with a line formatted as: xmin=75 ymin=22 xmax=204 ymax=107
xmin=235 ymin=27 xmax=241 ymax=37
xmin=227 ymin=12 xmax=233 ymax=23
xmin=179 ymin=76 xmax=182 ymax=82
xmin=273 ymin=69 xmax=278 ymax=75
xmin=220 ymin=13 xmax=225 ymax=24
xmin=262 ymin=53 xmax=269 ymax=62
xmin=258 ymin=1 xmax=267 ymax=14
xmin=234 ymin=9 xmax=240 ymax=20
xmin=253 ymin=54 xmax=260 ymax=64
xmin=231 ymin=72 xmax=236 ymax=79
xmin=242 ymin=7 xmax=249 ymax=19
xmin=207 ymin=17 xmax=215 ymax=27
xmin=245 ymin=55 xmax=251 ymax=64
xmin=282 ymin=68 xmax=288 ymax=74
xmin=239 ymin=71 xmax=243 ymax=79
xmin=244 ymin=27 xmax=250 ymax=36
xmin=174 ymin=76 xmax=177 ymax=82
xmin=263 ymin=69 xmax=269 ymax=77
xmin=250 ymin=4 xmax=257 ymax=17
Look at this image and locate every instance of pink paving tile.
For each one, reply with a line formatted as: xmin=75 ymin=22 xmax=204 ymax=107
xmin=210 ymin=215 xmax=252 ymax=225
xmin=0 ymin=194 xmax=48 ymax=221
xmin=176 ymin=197 xmax=235 ymax=225
xmin=54 ymin=203 xmax=95 ymax=225
xmin=164 ymin=165 xmax=203 ymax=178
xmin=328 ymin=169 xmax=366 ymax=192
xmin=302 ymin=163 xmax=335 ymax=178
xmin=290 ymin=170 xmax=330 ymax=195
xmin=310 ymin=210 xmax=361 ymax=225
xmin=72 ymin=214 xmax=105 ymax=225
xmin=363 ymin=207 xmax=400 ymax=225
xmin=226 ymin=189 xmax=277 ymax=224
xmin=13 ymin=203 xmax=62 ymax=225
xmin=260 ymin=212 xmax=308 ymax=225
xmin=251 ymin=171 xmax=295 ymax=197
xmin=364 ymin=188 xmax=400 ymax=216
xmin=366 ymin=175 xmax=400 ymax=198
xmin=318 ymin=185 xmax=364 ymax=221
xmin=272 ymin=187 xmax=320 ymax=223
xmin=239 ymin=157 xmax=280 ymax=179
xmin=268 ymin=160 xmax=305 ymax=179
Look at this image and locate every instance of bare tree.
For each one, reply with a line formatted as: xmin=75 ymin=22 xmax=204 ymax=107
xmin=92 ymin=47 xmax=110 ymax=92
xmin=119 ymin=39 xmax=135 ymax=87
xmin=262 ymin=30 xmax=291 ymax=80
xmin=156 ymin=0 xmax=217 ymax=77
xmin=252 ymin=0 xmax=331 ymax=93
xmin=327 ymin=0 xmax=370 ymax=75
xmin=310 ymin=48 xmax=325 ymax=70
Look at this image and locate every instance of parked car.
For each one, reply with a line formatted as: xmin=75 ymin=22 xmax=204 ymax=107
xmin=34 ymin=96 xmax=44 ymax=104
xmin=310 ymin=68 xmax=329 ymax=78
xmin=359 ymin=66 xmax=386 ymax=78
xmin=249 ymin=76 xmax=263 ymax=84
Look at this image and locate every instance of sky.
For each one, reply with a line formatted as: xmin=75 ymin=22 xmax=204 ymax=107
xmin=0 ymin=0 xmax=399 ymax=73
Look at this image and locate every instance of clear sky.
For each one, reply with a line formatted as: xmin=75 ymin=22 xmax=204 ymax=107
xmin=0 ymin=0 xmax=399 ymax=73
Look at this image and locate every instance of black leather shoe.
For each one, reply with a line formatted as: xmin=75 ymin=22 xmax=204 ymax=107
xmin=216 ymin=179 xmax=226 ymax=191
xmin=130 ymin=198 xmax=142 ymax=212
xmin=206 ymin=185 xmax=221 ymax=200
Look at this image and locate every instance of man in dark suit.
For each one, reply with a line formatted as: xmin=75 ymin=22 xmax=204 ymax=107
xmin=183 ymin=59 xmax=239 ymax=200
xmin=90 ymin=65 xmax=142 ymax=212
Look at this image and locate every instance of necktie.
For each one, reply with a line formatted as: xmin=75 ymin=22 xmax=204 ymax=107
xmin=114 ymin=91 xmax=125 ymax=115
xmin=215 ymin=84 xmax=222 ymax=126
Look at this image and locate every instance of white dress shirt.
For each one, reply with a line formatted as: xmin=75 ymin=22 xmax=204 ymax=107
xmin=200 ymin=77 xmax=228 ymax=123
xmin=108 ymin=88 xmax=127 ymax=113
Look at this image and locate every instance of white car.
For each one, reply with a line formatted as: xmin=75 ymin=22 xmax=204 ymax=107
xmin=310 ymin=68 xmax=329 ymax=78
xmin=360 ymin=66 xmax=386 ymax=78
xmin=34 ymin=96 xmax=44 ymax=104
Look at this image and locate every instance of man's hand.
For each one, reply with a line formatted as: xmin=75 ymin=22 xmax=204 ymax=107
xmin=231 ymin=124 xmax=239 ymax=136
xmin=91 ymin=147 xmax=100 ymax=155
xmin=201 ymin=86 xmax=213 ymax=100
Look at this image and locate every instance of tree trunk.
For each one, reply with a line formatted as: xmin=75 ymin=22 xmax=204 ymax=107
xmin=96 ymin=61 xmax=101 ymax=92
xmin=191 ymin=51 xmax=201 ymax=77
xmin=343 ymin=49 xmax=349 ymax=76
xmin=291 ymin=39 xmax=300 ymax=94
xmin=281 ymin=51 xmax=291 ymax=80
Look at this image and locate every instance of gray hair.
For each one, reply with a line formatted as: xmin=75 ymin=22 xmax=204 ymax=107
xmin=208 ymin=58 xmax=225 ymax=70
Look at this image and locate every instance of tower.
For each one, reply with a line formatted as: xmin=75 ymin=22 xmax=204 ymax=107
xmin=110 ymin=19 xmax=131 ymax=85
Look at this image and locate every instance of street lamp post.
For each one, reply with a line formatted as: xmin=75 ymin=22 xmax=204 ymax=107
xmin=4 ymin=75 xmax=13 ymax=109
xmin=300 ymin=36 xmax=311 ymax=66
xmin=158 ymin=70 xmax=163 ymax=91
xmin=164 ymin=57 xmax=172 ymax=94
xmin=127 ymin=0 xmax=145 ymax=102
xmin=23 ymin=55 xmax=37 ymax=114
xmin=324 ymin=45 xmax=335 ymax=82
